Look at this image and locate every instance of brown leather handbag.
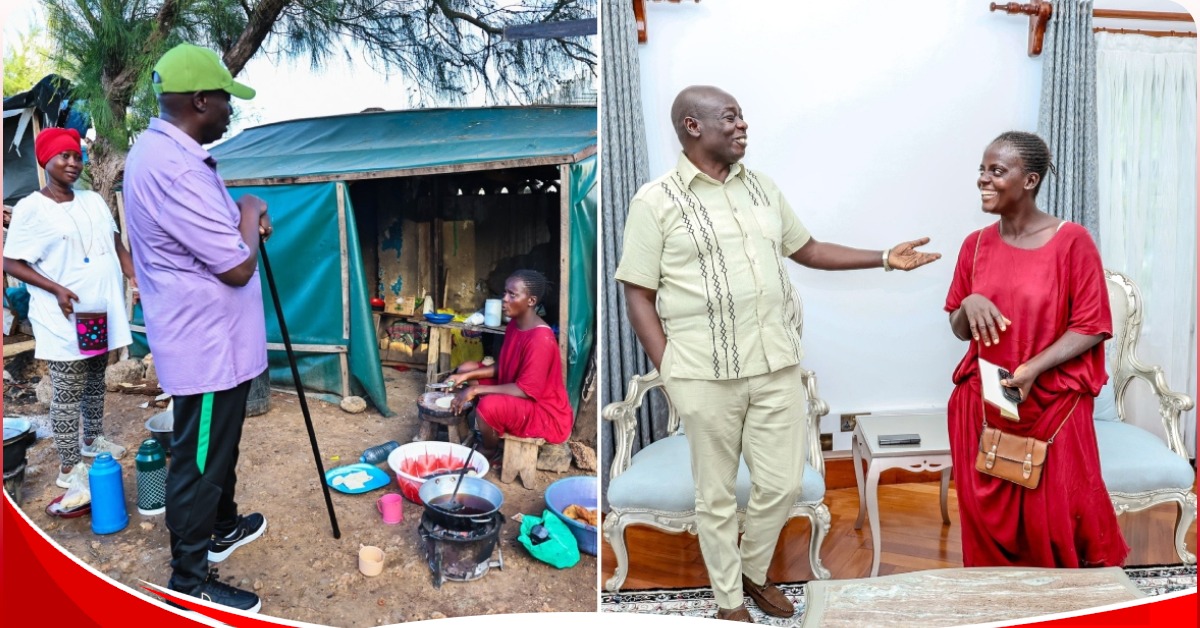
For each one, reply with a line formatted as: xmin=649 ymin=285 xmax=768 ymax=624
xmin=966 ymin=229 xmax=1078 ymax=489
xmin=975 ymin=394 xmax=1079 ymax=489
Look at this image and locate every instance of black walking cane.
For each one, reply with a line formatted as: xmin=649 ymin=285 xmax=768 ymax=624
xmin=259 ymin=237 xmax=341 ymax=539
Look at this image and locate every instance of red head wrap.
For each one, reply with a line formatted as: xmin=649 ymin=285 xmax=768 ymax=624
xmin=35 ymin=128 xmax=82 ymax=168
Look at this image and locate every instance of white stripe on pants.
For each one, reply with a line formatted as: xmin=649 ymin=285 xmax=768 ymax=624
xmin=663 ymin=364 xmax=807 ymax=609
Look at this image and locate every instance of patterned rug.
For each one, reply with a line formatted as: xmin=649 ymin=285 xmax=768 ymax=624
xmin=599 ymin=565 xmax=1196 ymax=625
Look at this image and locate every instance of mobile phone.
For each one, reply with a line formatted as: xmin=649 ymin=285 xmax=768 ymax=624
xmin=997 ymin=368 xmax=1022 ymax=404
xmin=878 ymin=433 xmax=921 ymax=446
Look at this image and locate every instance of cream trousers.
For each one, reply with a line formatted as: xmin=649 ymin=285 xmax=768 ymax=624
xmin=663 ymin=364 xmax=808 ymax=609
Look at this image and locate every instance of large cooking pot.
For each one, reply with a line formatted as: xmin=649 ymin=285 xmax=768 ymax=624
xmin=4 ymin=419 xmax=36 ymax=474
xmin=418 ymin=473 xmax=504 ymax=528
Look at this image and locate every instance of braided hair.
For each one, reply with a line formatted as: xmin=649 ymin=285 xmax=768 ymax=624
xmin=991 ymin=131 xmax=1058 ymax=195
xmin=509 ymin=269 xmax=550 ymax=306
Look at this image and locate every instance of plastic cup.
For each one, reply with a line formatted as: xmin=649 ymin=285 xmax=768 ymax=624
xmin=358 ymin=545 xmax=384 ymax=577
xmin=74 ymin=310 xmax=108 ymax=356
xmin=376 ymin=492 xmax=403 ymax=524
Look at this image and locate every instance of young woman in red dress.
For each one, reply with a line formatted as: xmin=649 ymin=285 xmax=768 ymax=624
xmin=944 ymin=131 xmax=1128 ymax=568
xmin=448 ymin=270 xmax=572 ymax=464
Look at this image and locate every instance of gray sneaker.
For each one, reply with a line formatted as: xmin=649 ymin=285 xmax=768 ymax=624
xmin=81 ymin=436 xmax=127 ymax=459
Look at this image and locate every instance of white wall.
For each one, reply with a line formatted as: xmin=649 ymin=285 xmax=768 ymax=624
xmin=635 ymin=0 xmax=1196 ymax=451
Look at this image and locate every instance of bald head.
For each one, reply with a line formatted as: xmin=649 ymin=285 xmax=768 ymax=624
xmin=669 ymin=85 xmax=748 ymax=175
xmin=671 ymin=85 xmax=737 ymax=144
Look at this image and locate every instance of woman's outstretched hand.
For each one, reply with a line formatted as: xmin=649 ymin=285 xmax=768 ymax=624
xmin=451 ymin=386 xmax=477 ymax=414
xmin=887 ymin=237 xmax=942 ymax=271
xmin=960 ymin=294 xmax=1011 ymax=346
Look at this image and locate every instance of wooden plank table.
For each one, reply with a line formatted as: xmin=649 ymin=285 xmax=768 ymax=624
xmin=406 ymin=318 xmax=506 ymax=384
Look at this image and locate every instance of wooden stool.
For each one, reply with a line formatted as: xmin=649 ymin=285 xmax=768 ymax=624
xmin=416 ymin=412 xmax=468 ymax=445
xmin=501 ymin=435 xmax=545 ymax=489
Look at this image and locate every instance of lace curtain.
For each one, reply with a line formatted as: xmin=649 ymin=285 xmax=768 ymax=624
xmin=1096 ymin=32 xmax=1197 ymax=454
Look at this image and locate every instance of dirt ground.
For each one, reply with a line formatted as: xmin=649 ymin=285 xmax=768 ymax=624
xmin=3 ymin=361 xmax=598 ymax=626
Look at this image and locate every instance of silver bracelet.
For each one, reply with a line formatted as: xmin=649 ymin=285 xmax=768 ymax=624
xmin=882 ymin=248 xmax=893 ymax=272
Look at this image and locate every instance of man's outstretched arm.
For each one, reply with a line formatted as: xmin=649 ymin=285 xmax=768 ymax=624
xmin=788 ymin=236 xmax=941 ymax=271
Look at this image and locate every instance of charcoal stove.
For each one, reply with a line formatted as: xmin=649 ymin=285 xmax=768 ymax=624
xmin=418 ymin=510 xmax=504 ymax=588
xmin=3 ymin=462 xmax=27 ymax=506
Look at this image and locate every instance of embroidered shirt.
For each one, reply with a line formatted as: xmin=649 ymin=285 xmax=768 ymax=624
xmin=123 ymin=117 xmax=267 ymax=396
xmin=616 ymin=153 xmax=812 ymax=381
xmin=6 ymin=190 xmax=132 ymax=361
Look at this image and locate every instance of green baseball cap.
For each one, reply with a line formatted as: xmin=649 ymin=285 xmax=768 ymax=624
xmin=151 ymin=43 xmax=255 ymax=99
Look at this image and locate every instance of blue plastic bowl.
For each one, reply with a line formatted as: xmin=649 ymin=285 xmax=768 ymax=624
xmin=544 ymin=476 xmax=598 ymax=556
xmin=424 ymin=313 xmax=454 ymax=325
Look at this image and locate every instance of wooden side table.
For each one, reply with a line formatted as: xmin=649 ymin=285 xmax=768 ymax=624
xmin=852 ymin=413 xmax=953 ymax=577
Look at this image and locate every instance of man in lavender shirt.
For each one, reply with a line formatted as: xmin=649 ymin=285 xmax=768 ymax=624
xmin=124 ymin=43 xmax=274 ymax=614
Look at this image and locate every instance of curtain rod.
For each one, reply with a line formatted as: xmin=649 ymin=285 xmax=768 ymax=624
xmin=1093 ymin=9 xmax=1193 ymax=22
xmin=634 ymin=0 xmax=701 ymax=44
xmin=1094 ymin=26 xmax=1197 ymax=38
xmin=990 ymin=2 xmax=1197 ymax=56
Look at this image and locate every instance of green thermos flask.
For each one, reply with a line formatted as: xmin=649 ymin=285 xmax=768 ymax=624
xmin=135 ymin=439 xmax=167 ymax=515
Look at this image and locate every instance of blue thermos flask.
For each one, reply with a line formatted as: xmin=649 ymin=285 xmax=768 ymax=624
xmin=90 ymin=453 xmax=129 ymax=534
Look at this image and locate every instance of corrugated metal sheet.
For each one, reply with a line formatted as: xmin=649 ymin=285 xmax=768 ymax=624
xmin=211 ymin=105 xmax=597 ymax=185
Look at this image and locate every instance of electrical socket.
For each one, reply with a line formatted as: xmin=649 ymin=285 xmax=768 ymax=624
xmin=819 ymin=433 xmax=833 ymax=451
xmin=840 ymin=414 xmax=858 ymax=432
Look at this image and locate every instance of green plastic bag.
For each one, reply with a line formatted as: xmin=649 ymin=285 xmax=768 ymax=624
xmin=518 ymin=510 xmax=580 ymax=569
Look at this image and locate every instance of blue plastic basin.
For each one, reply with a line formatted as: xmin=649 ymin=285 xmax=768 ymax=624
xmin=544 ymin=476 xmax=598 ymax=556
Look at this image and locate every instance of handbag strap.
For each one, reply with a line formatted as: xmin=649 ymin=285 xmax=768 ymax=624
xmin=978 ymin=353 xmax=1081 ymax=443
xmin=969 ymin=225 xmax=1080 ymax=443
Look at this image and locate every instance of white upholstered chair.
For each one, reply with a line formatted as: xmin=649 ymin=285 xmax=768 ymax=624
xmin=1097 ymin=269 xmax=1196 ymax=564
xmin=602 ymin=367 xmax=832 ymax=591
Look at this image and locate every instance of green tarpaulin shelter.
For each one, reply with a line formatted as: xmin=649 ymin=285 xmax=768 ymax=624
xmin=154 ymin=106 xmax=597 ymax=417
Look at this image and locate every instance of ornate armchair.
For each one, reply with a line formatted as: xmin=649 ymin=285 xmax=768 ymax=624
xmin=1097 ymin=270 xmax=1196 ymax=564
xmin=602 ymin=368 xmax=832 ymax=591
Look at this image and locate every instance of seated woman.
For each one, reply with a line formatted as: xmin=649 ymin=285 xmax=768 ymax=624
xmin=944 ymin=131 xmax=1128 ymax=568
xmin=447 ymin=270 xmax=572 ymax=464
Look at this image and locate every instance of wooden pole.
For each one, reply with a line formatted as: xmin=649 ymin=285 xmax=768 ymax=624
xmin=336 ymin=182 xmax=351 ymax=397
xmin=558 ymin=164 xmax=571 ymax=384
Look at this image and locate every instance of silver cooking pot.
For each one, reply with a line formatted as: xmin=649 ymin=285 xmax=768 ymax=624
xmin=418 ymin=473 xmax=504 ymax=528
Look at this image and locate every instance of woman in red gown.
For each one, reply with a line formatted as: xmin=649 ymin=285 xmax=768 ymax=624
xmin=944 ymin=132 xmax=1128 ymax=568
xmin=449 ymin=270 xmax=573 ymax=463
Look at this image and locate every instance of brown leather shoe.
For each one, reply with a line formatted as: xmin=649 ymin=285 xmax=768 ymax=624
xmin=715 ymin=606 xmax=754 ymax=622
xmin=741 ymin=575 xmax=795 ymax=618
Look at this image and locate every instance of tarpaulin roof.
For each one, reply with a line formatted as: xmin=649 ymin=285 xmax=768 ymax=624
xmin=210 ymin=105 xmax=597 ymax=186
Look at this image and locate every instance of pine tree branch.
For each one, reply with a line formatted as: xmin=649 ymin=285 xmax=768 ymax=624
xmin=224 ymin=0 xmax=294 ymax=75
xmin=71 ymin=0 xmax=100 ymax=32
xmin=431 ymin=0 xmax=503 ymax=36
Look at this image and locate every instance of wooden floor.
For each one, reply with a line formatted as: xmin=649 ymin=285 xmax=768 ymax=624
xmin=601 ymin=482 xmax=1197 ymax=590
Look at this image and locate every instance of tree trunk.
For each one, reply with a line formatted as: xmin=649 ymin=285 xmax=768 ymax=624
xmin=88 ymin=136 xmax=127 ymax=219
xmin=224 ymin=0 xmax=293 ymax=75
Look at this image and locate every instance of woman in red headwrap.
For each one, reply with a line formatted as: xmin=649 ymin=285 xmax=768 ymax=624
xmin=3 ymin=127 xmax=137 ymax=493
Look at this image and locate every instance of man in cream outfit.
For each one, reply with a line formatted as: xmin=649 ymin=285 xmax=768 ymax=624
xmin=616 ymin=85 xmax=939 ymax=622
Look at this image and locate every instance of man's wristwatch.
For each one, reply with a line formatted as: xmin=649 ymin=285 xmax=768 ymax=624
xmin=882 ymin=248 xmax=894 ymax=272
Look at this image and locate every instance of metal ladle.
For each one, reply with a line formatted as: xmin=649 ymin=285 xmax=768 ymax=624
xmin=441 ymin=444 xmax=478 ymax=513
